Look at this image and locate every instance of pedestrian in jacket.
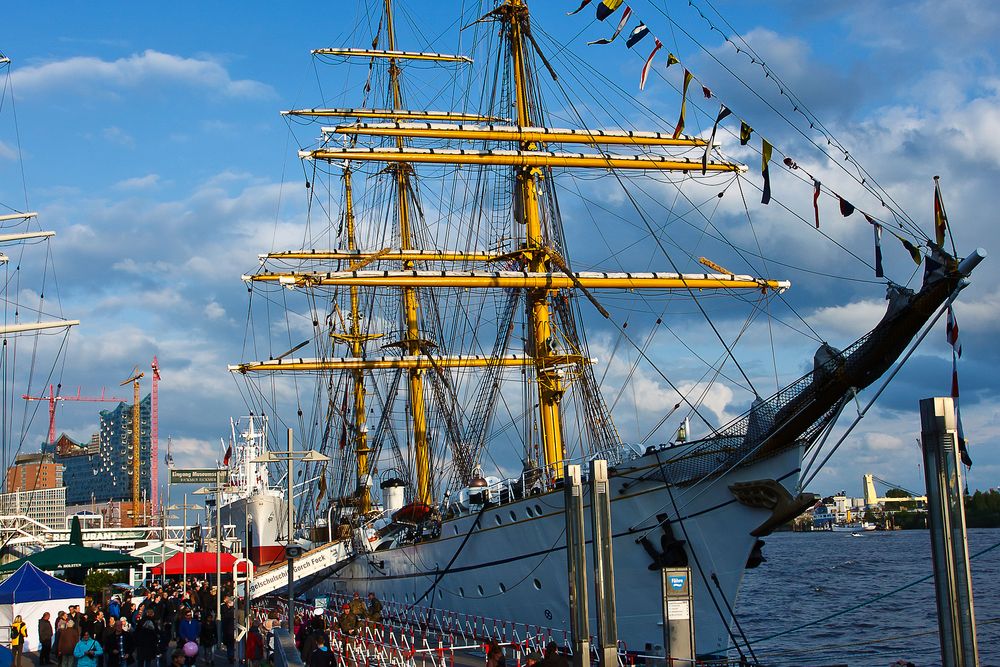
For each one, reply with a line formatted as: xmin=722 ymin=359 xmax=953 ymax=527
xmin=133 ymin=610 xmax=159 ymax=667
xmin=9 ymin=615 xmax=26 ymax=667
xmin=57 ymin=620 xmax=80 ymax=667
xmin=177 ymin=611 xmax=201 ymax=667
xmin=74 ymin=630 xmax=104 ymax=667
xmin=38 ymin=612 xmax=54 ymax=665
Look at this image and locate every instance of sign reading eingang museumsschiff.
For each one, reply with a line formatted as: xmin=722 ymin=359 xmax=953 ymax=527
xmin=169 ymin=468 xmax=229 ymax=485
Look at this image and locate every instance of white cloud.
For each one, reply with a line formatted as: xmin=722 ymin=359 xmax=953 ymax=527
xmin=204 ymin=300 xmax=225 ymax=320
xmin=11 ymin=50 xmax=273 ymax=99
xmin=807 ymin=299 xmax=887 ymax=342
xmin=101 ymin=126 xmax=135 ymax=148
xmin=0 ymin=140 xmax=16 ymax=160
xmin=114 ymin=174 xmax=159 ymax=190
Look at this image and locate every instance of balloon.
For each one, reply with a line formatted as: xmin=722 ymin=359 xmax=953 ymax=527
xmin=183 ymin=642 xmax=199 ymax=658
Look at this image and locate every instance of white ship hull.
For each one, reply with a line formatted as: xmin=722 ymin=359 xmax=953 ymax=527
xmin=314 ymin=445 xmax=803 ymax=657
xmin=220 ymin=491 xmax=287 ymax=567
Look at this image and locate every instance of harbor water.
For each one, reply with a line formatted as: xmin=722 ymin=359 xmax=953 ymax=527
xmin=733 ymin=527 xmax=1000 ymax=666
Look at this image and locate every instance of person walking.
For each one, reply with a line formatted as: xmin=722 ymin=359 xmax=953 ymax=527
xmin=306 ymin=635 xmax=334 ymax=667
xmin=365 ymin=593 xmax=382 ymax=624
xmin=9 ymin=615 xmax=26 ymax=667
xmin=221 ymin=597 xmax=235 ymax=665
xmin=73 ymin=630 xmax=103 ymax=667
xmin=57 ymin=620 xmax=79 ymax=667
xmin=38 ymin=612 xmax=54 ymax=665
xmin=485 ymin=639 xmax=505 ymax=667
xmin=177 ymin=610 xmax=201 ymax=667
xmin=134 ymin=608 xmax=159 ymax=667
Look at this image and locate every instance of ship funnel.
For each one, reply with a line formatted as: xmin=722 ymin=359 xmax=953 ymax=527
xmin=380 ymin=478 xmax=406 ymax=514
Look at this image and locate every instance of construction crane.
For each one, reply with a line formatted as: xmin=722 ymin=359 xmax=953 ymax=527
xmin=120 ymin=367 xmax=144 ymax=524
xmin=150 ymin=357 xmax=161 ymax=512
xmin=23 ymin=384 xmax=127 ymax=446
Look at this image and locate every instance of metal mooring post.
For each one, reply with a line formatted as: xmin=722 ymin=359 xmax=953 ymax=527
xmin=564 ymin=464 xmax=591 ymax=667
xmin=920 ymin=396 xmax=979 ymax=667
xmin=590 ymin=460 xmax=618 ymax=667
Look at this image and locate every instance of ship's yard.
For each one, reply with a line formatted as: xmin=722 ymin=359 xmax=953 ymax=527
xmin=0 ymin=1 xmax=997 ymax=665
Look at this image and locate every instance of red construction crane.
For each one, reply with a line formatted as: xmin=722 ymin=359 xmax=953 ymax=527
xmin=23 ymin=384 xmax=127 ymax=446
xmin=150 ymin=356 xmax=161 ymax=512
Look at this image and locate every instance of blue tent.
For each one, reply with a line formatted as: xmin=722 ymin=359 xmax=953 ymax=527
xmin=0 ymin=562 xmax=84 ymax=603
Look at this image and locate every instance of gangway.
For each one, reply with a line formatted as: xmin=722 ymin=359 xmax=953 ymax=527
xmin=248 ymin=539 xmax=353 ymax=600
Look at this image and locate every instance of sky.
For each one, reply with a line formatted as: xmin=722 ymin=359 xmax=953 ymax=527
xmin=0 ymin=0 xmax=998 ymax=506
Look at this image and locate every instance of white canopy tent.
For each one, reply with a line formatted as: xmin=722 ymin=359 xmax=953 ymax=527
xmin=0 ymin=563 xmax=84 ymax=651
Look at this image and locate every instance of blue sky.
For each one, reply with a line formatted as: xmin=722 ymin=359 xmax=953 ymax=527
xmin=1 ymin=0 xmax=998 ymax=504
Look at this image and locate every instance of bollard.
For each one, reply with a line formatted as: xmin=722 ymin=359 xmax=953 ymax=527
xmin=920 ymin=397 xmax=979 ymax=667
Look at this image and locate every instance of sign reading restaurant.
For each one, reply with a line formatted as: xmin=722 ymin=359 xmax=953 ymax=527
xmin=169 ymin=468 xmax=229 ymax=485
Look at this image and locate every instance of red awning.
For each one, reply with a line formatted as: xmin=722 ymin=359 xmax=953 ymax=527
xmin=150 ymin=552 xmax=250 ymax=576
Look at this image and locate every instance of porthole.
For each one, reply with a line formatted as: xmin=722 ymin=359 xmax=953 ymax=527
xmin=526 ymin=506 xmax=535 ymax=518
xmin=495 ymin=515 xmax=502 ymax=526
xmin=535 ymin=504 xmax=543 ymax=516
xmin=477 ymin=585 xmax=484 ymax=596
xmin=458 ymin=587 xmax=465 ymax=598
xmin=509 ymin=511 xmax=517 ymax=522
xmin=499 ymin=583 xmax=507 ymax=593
xmin=454 ymin=525 xmax=460 ymax=535
xmin=533 ymin=578 xmax=542 ymax=590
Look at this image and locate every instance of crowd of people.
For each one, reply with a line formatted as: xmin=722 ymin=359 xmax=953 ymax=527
xmin=5 ymin=577 xmax=264 ymax=667
xmin=293 ymin=591 xmax=381 ymax=667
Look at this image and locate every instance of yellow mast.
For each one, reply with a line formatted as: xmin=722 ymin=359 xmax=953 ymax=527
xmin=333 ymin=165 xmax=380 ymax=514
xmin=385 ymin=0 xmax=432 ymax=506
xmin=506 ymin=0 xmax=565 ymax=481
xmin=238 ymin=0 xmax=793 ymax=503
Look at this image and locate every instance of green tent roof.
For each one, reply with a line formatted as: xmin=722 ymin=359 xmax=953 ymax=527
xmin=0 ymin=544 xmax=142 ymax=574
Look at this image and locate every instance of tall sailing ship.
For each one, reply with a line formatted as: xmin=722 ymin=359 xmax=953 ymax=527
xmin=0 ymin=51 xmax=80 ymax=547
xmin=229 ymin=1 xmax=983 ymax=658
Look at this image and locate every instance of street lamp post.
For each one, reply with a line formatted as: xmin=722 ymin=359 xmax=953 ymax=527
xmin=167 ymin=495 xmax=201 ymax=597
xmin=252 ymin=428 xmax=329 ymax=629
xmin=194 ymin=468 xmax=229 ymax=652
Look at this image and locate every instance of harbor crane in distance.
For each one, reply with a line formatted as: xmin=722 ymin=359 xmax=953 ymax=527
xmin=23 ymin=384 xmax=127 ymax=446
xmin=120 ymin=367 xmax=145 ymax=525
xmin=151 ymin=356 xmax=161 ymax=513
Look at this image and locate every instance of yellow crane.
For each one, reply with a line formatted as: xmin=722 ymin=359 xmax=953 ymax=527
xmin=120 ymin=367 xmax=144 ymax=524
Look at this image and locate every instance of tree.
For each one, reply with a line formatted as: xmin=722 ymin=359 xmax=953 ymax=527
xmin=84 ymin=569 xmax=129 ymax=603
xmin=885 ymin=488 xmax=910 ymax=498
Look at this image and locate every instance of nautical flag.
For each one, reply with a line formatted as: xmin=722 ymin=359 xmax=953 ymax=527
xmin=893 ymin=233 xmax=922 ymax=265
xmin=740 ymin=121 xmax=753 ymax=146
xmin=223 ymin=443 xmax=232 ymax=466
xmin=589 ymin=5 xmax=631 ymax=44
xmin=672 ymin=70 xmax=694 ymax=138
xmin=315 ymin=470 xmax=327 ymax=509
xmin=813 ymin=179 xmax=821 ymax=228
xmin=934 ymin=176 xmax=949 ymax=246
xmin=839 ymin=197 xmax=855 ymax=217
xmin=702 ymin=85 xmax=712 ymax=99
xmin=866 ymin=214 xmax=884 ymax=278
xmin=703 ymin=105 xmax=732 ymax=175
xmin=666 ymin=53 xmax=680 ymax=68
xmin=640 ymin=39 xmax=662 ymax=90
xmin=761 ymin=140 xmax=772 ymax=205
xmin=596 ymin=0 xmax=624 ymax=20
xmin=947 ymin=308 xmax=972 ymax=466
xmin=625 ymin=22 xmax=650 ymax=48
xmin=567 ymin=0 xmax=592 ymax=15
xmin=947 ymin=305 xmax=962 ymax=358
xmin=956 ymin=401 xmax=972 ymax=467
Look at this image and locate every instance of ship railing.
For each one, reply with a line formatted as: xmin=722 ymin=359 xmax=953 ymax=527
xmin=318 ymin=594 xmax=630 ymax=666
